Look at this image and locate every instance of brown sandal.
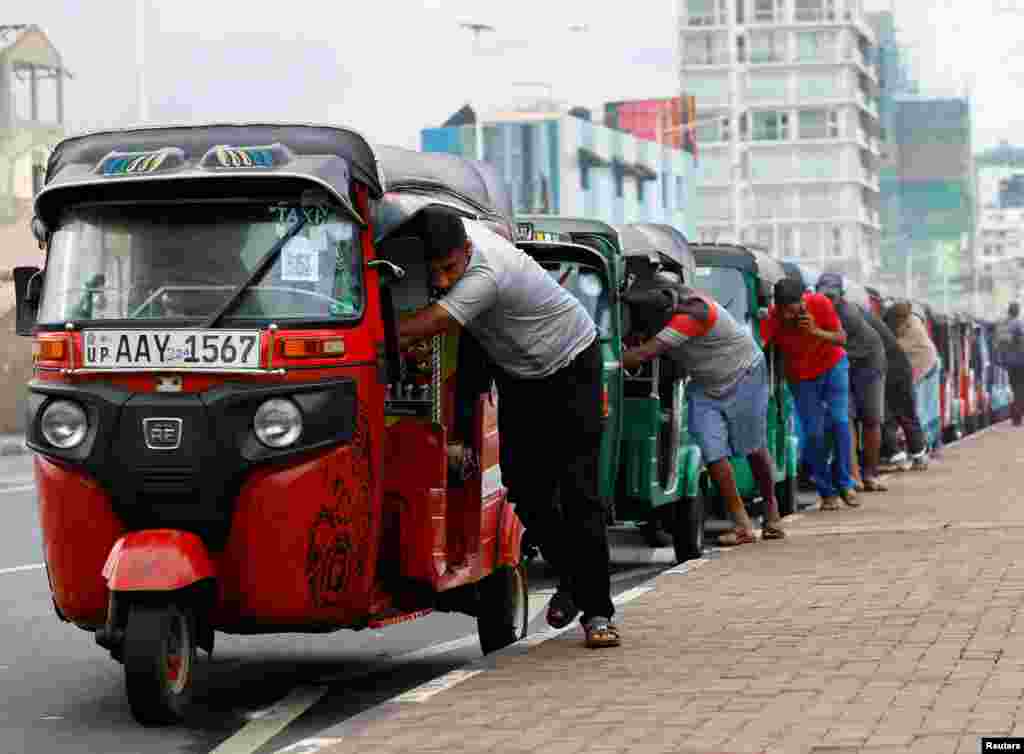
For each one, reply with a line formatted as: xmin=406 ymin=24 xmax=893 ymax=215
xmin=718 ymin=528 xmax=756 ymax=546
xmin=762 ymin=523 xmax=786 ymax=540
xmin=583 ymin=618 xmax=621 ymax=649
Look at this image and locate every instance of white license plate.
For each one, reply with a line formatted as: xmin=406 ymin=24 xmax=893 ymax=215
xmin=82 ymin=330 xmax=262 ymax=371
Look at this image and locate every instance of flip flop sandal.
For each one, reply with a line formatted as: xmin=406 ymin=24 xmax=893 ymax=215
xmin=762 ymin=523 xmax=786 ymax=540
xmin=583 ymin=617 xmax=621 ymax=649
xmin=546 ymin=589 xmax=579 ymax=630
xmin=861 ymin=478 xmax=888 ymax=492
xmin=718 ymin=528 xmax=756 ymax=546
xmin=820 ymin=497 xmax=841 ymax=511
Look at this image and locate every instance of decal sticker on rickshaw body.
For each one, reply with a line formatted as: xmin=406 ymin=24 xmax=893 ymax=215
xmin=481 ymin=464 xmax=503 ymax=499
xmin=516 ymin=222 xmax=534 ymax=241
xmin=200 ymin=143 xmax=292 ymax=170
xmin=96 ymin=147 xmax=186 ymax=176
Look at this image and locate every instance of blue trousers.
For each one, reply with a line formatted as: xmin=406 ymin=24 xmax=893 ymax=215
xmin=791 ymin=355 xmax=854 ymax=498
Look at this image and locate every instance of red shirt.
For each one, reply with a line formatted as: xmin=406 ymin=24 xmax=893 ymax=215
xmin=761 ymin=292 xmax=845 ymax=383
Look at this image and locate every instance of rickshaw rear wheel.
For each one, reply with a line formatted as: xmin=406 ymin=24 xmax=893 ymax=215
xmin=671 ymin=494 xmax=705 ymax=564
xmin=776 ymin=474 xmax=798 ymax=517
xmin=123 ymin=603 xmax=196 ymax=726
xmin=477 ymin=563 xmax=529 ymax=655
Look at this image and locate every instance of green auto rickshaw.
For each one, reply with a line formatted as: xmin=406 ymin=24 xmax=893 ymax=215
xmin=515 ymin=217 xmax=705 ymax=563
xmin=691 ymin=243 xmax=801 ymax=526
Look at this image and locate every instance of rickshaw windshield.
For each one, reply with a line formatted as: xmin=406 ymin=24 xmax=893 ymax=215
xmin=694 ymin=265 xmax=752 ymax=334
xmin=37 ymin=201 xmax=363 ymax=325
xmin=539 ymin=261 xmax=611 ymax=337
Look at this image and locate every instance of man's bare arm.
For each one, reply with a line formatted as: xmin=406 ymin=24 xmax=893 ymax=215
xmin=398 ymin=304 xmax=460 ymax=350
xmin=623 ymin=337 xmax=673 ymax=371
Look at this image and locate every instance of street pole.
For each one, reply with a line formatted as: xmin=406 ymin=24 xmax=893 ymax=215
xmin=136 ymin=0 xmax=148 ymax=123
xmin=460 ymin=22 xmax=495 ymax=162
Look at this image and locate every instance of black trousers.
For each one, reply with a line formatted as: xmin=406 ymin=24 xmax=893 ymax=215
xmin=1010 ymin=368 xmax=1024 ymax=425
xmin=494 ymin=338 xmax=614 ymax=623
xmin=883 ymin=373 xmax=926 ymax=456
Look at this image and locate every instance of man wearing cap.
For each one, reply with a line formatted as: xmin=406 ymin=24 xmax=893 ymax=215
xmin=396 ymin=206 xmax=620 ymax=649
xmin=621 ymin=281 xmax=785 ymax=546
xmin=815 ymin=273 xmax=888 ymax=494
xmin=761 ymin=278 xmax=857 ymax=511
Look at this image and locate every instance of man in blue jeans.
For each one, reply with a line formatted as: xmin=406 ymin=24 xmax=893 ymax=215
xmin=761 ymin=278 xmax=858 ymax=511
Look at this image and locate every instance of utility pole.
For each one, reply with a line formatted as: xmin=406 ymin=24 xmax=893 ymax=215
xmin=136 ymin=0 xmax=148 ymax=122
xmin=460 ymin=22 xmax=496 ymax=162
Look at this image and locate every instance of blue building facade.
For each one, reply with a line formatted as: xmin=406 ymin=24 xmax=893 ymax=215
xmin=421 ymin=110 xmax=699 ymax=240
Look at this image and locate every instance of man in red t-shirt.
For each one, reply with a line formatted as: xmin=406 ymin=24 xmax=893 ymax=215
xmin=761 ymin=278 xmax=857 ymax=510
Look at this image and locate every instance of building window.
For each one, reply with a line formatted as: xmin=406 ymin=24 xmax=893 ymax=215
xmin=637 ymin=178 xmax=646 ymax=203
xmin=32 ymin=163 xmax=46 ymax=197
xmin=615 ymin=165 xmax=624 ymax=198
xmin=779 ymin=226 xmax=795 ymax=256
xmin=830 ymin=226 xmax=843 ymax=257
xmin=676 ymin=176 xmax=685 ymax=209
xmin=795 ymin=0 xmax=836 ymax=22
xmin=580 ymin=163 xmax=590 ymax=191
xmin=756 ymin=226 xmax=774 ymax=251
xmin=752 ymin=111 xmax=789 ymax=141
xmin=685 ymin=32 xmax=728 ymax=65
xmin=754 ymin=0 xmax=782 ymax=23
xmin=749 ymin=30 xmax=787 ymax=64
xmin=798 ymin=109 xmax=839 ymax=139
xmin=688 ymin=0 xmax=726 ymax=26
xmin=795 ymin=30 xmax=836 ymax=61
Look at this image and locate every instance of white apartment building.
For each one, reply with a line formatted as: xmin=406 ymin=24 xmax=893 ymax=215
xmin=679 ymin=0 xmax=881 ymax=280
xmin=977 ymin=208 xmax=1024 ymax=265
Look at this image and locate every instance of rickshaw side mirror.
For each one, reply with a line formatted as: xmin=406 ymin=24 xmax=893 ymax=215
xmin=30 ymin=216 xmax=49 ymax=249
xmin=14 ymin=266 xmax=42 ymax=337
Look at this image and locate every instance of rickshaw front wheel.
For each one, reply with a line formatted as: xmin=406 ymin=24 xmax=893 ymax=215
xmin=123 ymin=603 xmax=196 ymax=726
xmin=776 ymin=474 xmax=798 ymax=517
xmin=477 ymin=563 xmax=529 ymax=655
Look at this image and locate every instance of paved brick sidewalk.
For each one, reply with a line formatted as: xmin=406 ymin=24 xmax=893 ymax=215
xmin=317 ymin=423 xmax=1024 ymax=754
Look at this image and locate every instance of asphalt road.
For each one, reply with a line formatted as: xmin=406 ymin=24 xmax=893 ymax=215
xmin=0 ymin=454 xmax=685 ymax=754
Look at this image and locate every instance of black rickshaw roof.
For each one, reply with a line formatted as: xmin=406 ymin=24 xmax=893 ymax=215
xmin=613 ymin=223 xmax=696 ymax=283
xmin=692 ymin=243 xmax=787 ymax=297
xmin=372 ymin=145 xmax=515 ymax=243
xmin=516 ymin=215 xmax=619 ymax=243
xmin=37 ymin=123 xmax=385 ymax=226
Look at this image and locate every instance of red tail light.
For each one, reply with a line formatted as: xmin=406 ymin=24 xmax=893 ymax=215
xmin=601 ymin=385 xmax=609 ymax=418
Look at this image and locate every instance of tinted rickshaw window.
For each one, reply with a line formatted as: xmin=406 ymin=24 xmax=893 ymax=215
xmin=694 ymin=266 xmax=751 ymax=334
xmin=37 ymin=202 xmax=363 ymax=325
xmin=540 ymin=262 xmax=611 ymax=336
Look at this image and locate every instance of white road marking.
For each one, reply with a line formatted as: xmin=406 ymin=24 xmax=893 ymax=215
xmin=390 ymin=668 xmax=484 ymax=703
xmin=274 ymin=739 xmax=345 ymax=754
xmin=0 ymin=563 xmax=44 ymax=576
xmin=208 ymin=686 xmax=327 ymax=754
xmin=0 ymin=484 xmax=36 ymax=495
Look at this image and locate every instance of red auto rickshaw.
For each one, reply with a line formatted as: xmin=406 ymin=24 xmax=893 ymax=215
xmin=15 ymin=125 xmax=527 ymax=725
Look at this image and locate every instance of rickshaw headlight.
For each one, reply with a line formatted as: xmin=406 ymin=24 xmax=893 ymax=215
xmin=253 ymin=398 xmax=303 ymax=448
xmin=40 ymin=400 xmax=88 ymax=449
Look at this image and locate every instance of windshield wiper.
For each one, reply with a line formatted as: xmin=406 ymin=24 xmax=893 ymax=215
xmin=202 ymin=217 xmax=309 ymax=329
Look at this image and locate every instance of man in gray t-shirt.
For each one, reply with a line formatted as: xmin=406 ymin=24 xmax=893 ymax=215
xmin=397 ymin=207 xmax=619 ymax=649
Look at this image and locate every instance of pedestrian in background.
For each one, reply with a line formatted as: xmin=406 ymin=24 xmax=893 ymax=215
xmin=762 ymin=278 xmax=857 ymax=511
xmin=863 ymin=305 xmax=930 ymax=471
xmin=886 ymin=301 xmax=939 ymax=465
xmin=815 ymin=273 xmax=887 ymax=494
xmin=995 ymin=301 xmax=1024 ymax=426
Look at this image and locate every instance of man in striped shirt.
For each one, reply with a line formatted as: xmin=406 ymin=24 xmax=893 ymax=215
xmin=623 ymin=283 xmax=785 ymax=546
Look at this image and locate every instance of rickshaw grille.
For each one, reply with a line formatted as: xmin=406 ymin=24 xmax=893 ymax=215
xmin=139 ymin=467 xmax=197 ymax=495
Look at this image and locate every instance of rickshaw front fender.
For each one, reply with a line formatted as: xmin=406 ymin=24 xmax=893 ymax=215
xmin=496 ymin=497 xmax=525 ymax=568
xmin=681 ymin=444 xmax=703 ymax=500
xmin=102 ymin=530 xmax=216 ymax=592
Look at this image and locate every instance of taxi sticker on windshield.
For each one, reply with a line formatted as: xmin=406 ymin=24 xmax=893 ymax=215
xmin=281 ymin=236 xmax=320 ymax=282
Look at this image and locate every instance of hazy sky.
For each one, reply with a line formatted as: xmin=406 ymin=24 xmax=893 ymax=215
xmin=14 ymin=0 xmax=1024 ymax=151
